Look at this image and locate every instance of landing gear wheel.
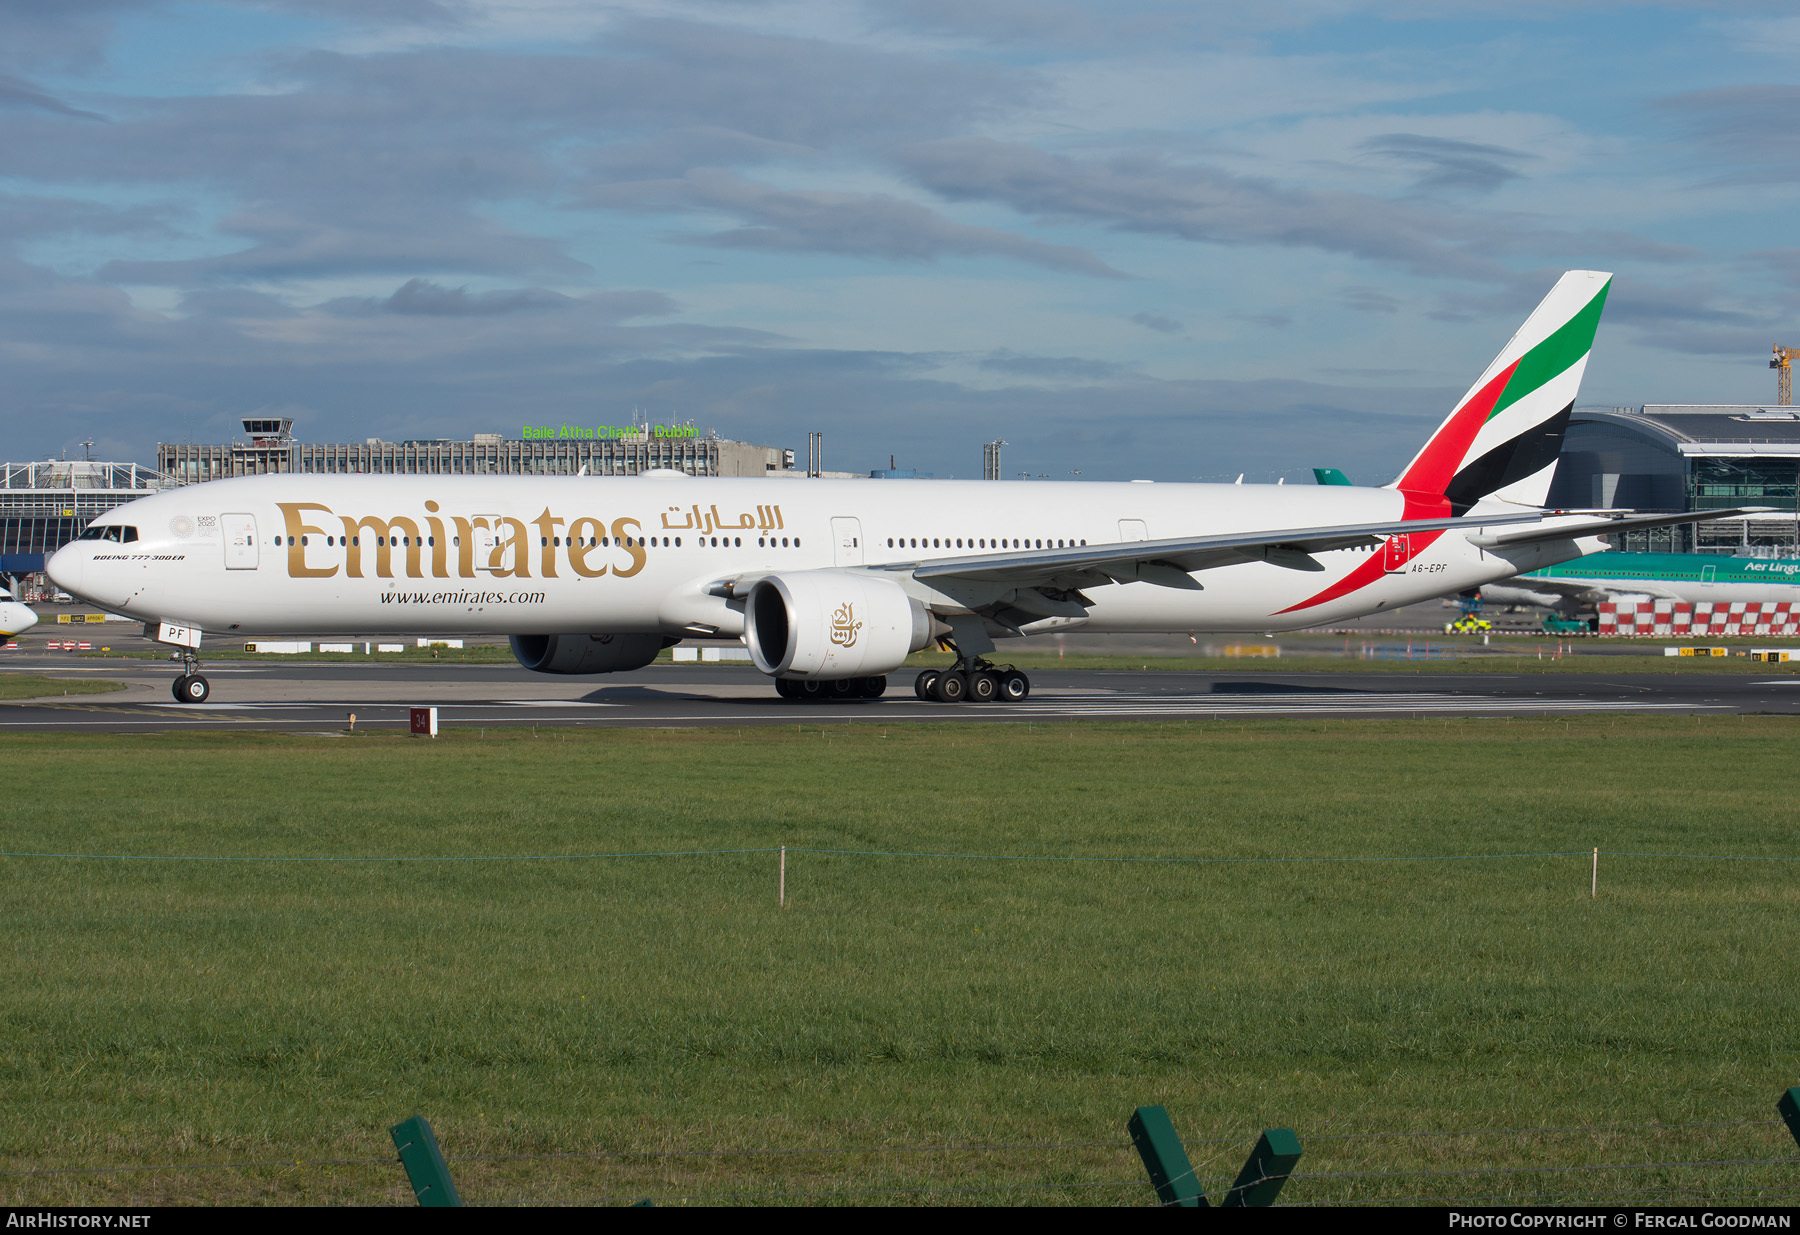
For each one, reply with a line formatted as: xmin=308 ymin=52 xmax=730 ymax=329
xmin=829 ymin=678 xmax=859 ymax=699
xmin=931 ymin=670 xmax=967 ymax=703
xmin=862 ymin=675 xmax=887 ymax=699
xmin=999 ymin=670 xmax=1029 ymax=701
xmin=798 ymin=679 xmax=826 ymax=701
xmin=969 ymin=671 xmax=999 ymax=703
xmin=775 ymin=677 xmax=799 ymax=700
xmin=914 ymin=670 xmax=939 ymax=700
xmin=174 ymin=674 xmax=210 ymax=704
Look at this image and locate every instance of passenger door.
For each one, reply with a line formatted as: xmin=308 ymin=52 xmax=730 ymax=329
xmin=472 ymin=516 xmax=502 ymax=573
xmin=222 ymin=513 xmax=259 ymax=570
xmin=1118 ymin=519 xmax=1148 ymax=542
xmin=831 ymin=517 xmax=863 ymax=567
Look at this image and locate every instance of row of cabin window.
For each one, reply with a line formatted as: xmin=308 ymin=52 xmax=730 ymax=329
xmin=273 ymin=534 xmax=802 ymax=549
xmin=887 ymin=536 xmax=1088 ymax=551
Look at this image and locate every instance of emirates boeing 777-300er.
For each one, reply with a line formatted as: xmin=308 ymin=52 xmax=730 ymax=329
xmin=46 ymin=270 xmax=1761 ymax=704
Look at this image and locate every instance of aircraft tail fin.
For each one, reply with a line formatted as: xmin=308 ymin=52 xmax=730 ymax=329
xmin=1312 ymin=467 xmax=1352 ymax=486
xmin=1391 ymin=270 xmax=1611 ymax=513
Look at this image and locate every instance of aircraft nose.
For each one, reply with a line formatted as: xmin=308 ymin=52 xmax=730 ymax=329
xmin=45 ymin=542 xmax=85 ymax=598
xmin=0 ymin=602 xmax=37 ymax=638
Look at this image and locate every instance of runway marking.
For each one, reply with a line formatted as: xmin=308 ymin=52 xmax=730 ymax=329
xmin=133 ymin=700 xmax=622 ymax=710
xmin=493 ymin=699 xmax=622 ymax=707
xmin=996 ymin=692 xmax=1711 ymax=716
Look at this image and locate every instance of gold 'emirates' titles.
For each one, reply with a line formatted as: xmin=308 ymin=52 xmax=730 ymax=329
xmin=274 ymin=500 xmax=789 ymax=581
xmin=276 ymin=501 xmax=650 ymax=580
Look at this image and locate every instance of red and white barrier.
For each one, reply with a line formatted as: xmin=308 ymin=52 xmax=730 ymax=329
xmin=1599 ymin=601 xmax=1800 ymax=637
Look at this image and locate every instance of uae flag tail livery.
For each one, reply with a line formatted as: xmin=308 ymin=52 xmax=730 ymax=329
xmin=1393 ymin=269 xmax=1611 ymax=517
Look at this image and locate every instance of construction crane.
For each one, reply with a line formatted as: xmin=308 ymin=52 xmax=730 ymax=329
xmin=1774 ymin=345 xmax=1797 ymax=406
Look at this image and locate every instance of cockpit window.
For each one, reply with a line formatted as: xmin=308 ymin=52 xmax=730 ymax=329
xmin=76 ymin=525 xmax=137 ymax=543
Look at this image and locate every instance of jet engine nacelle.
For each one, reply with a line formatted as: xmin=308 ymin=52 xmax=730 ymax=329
xmin=509 ymin=632 xmax=674 ymax=674
xmin=744 ymin=572 xmax=932 ymax=679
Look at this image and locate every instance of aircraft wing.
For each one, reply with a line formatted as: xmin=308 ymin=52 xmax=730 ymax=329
xmin=897 ymin=511 xmax=1542 ymax=593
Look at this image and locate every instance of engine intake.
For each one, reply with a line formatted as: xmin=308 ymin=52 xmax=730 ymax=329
xmin=510 ymin=633 xmax=674 ymax=675
xmin=743 ymin=572 xmax=931 ymax=679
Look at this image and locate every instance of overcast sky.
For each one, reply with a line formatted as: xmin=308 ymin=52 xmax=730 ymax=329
xmin=4 ymin=1 xmax=1798 ymax=483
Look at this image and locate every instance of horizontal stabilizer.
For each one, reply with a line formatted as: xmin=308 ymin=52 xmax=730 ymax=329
xmin=1466 ymin=507 xmax=1776 ymax=549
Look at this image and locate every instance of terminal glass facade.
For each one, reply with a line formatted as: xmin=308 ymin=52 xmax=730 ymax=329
xmin=1 ymin=462 xmax=174 ymax=558
xmin=1547 ymin=407 xmax=1800 ymax=554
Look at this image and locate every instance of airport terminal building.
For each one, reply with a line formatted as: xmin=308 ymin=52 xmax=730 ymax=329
xmin=1547 ymin=405 xmax=1800 ymax=553
xmin=157 ymin=418 xmax=790 ymax=483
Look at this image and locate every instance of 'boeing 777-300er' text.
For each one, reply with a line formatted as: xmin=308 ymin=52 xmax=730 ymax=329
xmin=46 ymin=270 xmax=1762 ymax=704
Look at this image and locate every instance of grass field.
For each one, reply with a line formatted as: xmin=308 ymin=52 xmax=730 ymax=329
xmin=0 ymin=675 xmax=125 ymax=700
xmin=3 ymin=718 xmax=1799 ymax=1206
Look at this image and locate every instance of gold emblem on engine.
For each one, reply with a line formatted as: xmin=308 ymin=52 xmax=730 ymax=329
xmin=830 ymin=602 xmax=861 ymax=648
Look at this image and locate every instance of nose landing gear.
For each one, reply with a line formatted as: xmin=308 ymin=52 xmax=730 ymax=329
xmin=170 ymin=650 xmax=210 ymax=704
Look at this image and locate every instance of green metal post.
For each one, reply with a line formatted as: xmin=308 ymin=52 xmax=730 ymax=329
xmin=390 ymin=1115 xmax=462 ymax=1207
xmin=1779 ymin=1088 xmax=1800 ymax=1148
xmin=1220 ymin=1127 xmax=1303 ymax=1207
xmin=1128 ymin=1105 xmax=1206 ymax=1207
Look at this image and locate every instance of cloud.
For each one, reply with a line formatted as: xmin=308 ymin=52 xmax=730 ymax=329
xmin=901 ymin=136 xmax=1699 ymax=282
xmin=0 ymin=18 xmax=1037 ymax=289
xmin=1130 ymin=311 xmax=1183 ymax=333
xmin=1660 ymin=85 xmax=1800 ymax=184
xmin=0 ymin=192 xmax=171 ymax=244
xmin=246 ymin=0 xmax=466 ymax=24
xmin=378 ymin=278 xmax=575 ymax=316
xmin=1340 ymin=286 xmax=1401 ymax=314
xmin=98 ymin=210 xmax=588 ymax=285
xmin=0 ymin=1 xmax=139 ymax=74
xmin=898 ymin=137 xmax=1516 ymax=282
xmin=320 ymin=277 xmax=678 ymax=319
xmin=1358 ymin=132 xmax=1535 ymax=193
xmin=1751 ymin=248 xmax=1800 ymax=291
xmin=584 ymin=127 xmax=822 ymax=180
xmin=0 ymin=73 xmax=107 ymax=121
xmin=177 ymin=289 xmax=301 ymax=319
xmin=1234 ymin=311 xmax=1292 ymax=328
xmin=978 ymin=350 xmax=1122 ymax=380
xmin=588 ymin=169 xmax=1125 ymax=277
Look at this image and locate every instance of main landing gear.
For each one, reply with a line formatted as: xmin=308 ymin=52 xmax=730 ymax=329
xmin=774 ymin=675 xmax=887 ymax=702
xmin=170 ymin=650 xmax=210 ymax=704
xmin=913 ymin=661 xmax=1028 ymax=704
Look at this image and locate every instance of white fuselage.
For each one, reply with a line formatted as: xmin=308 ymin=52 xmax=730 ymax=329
xmin=46 ymin=473 xmax=1601 ymax=640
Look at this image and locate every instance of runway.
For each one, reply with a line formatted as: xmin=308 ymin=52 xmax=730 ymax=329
xmin=4 ymin=652 xmax=1797 ymax=732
